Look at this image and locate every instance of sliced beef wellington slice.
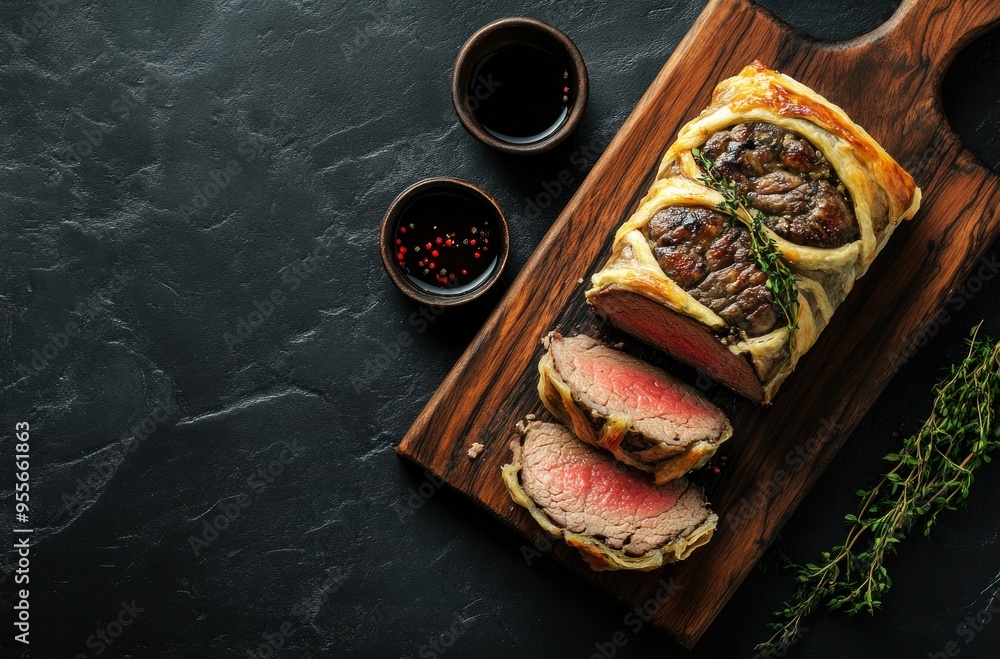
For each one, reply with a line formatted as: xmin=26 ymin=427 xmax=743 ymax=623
xmin=538 ymin=332 xmax=732 ymax=483
xmin=502 ymin=422 xmax=717 ymax=571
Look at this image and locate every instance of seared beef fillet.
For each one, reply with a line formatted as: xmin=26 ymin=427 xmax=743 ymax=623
xmin=699 ymin=122 xmax=858 ymax=248
xmin=539 ymin=333 xmax=732 ymax=483
xmin=648 ymin=205 xmax=778 ymax=337
xmin=589 ymin=286 xmax=766 ymax=402
xmin=502 ymin=422 xmax=717 ymax=571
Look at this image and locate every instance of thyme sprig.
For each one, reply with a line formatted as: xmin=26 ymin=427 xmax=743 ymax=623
xmin=692 ymin=148 xmax=799 ymax=340
xmin=754 ymin=324 xmax=1000 ymax=658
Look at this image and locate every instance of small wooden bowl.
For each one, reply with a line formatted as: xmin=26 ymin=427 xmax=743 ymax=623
xmin=451 ymin=17 xmax=589 ymax=155
xmin=380 ymin=178 xmax=509 ymax=307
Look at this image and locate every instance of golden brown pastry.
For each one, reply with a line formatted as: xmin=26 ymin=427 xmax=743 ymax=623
xmin=502 ymin=422 xmax=717 ymax=571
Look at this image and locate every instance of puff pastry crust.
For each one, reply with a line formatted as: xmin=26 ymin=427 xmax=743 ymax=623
xmin=587 ymin=61 xmax=921 ymax=402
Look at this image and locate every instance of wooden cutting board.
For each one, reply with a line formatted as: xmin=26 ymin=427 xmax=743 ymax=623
xmin=397 ymin=0 xmax=1000 ymax=648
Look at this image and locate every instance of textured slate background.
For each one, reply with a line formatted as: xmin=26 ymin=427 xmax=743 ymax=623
xmin=2 ymin=0 xmax=1000 ymax=657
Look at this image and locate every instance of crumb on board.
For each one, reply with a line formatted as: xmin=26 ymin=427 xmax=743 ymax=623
xmin=577 ymin=277 xmax=584 ymax=284
xmin=525 ymin=413 xmax=536 ymax=421
xmin=467 ymin=442 xmax=485 ymax=459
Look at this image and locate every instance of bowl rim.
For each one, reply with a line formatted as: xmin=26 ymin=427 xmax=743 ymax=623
xmin=451 ymin=17 xmax=589 ymax=155
xmin=379 ymin=177 xmax=510 ymax=307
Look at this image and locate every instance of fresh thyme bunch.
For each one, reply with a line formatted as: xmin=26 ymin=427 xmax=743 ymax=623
xmin=755 ymin=324 xmax=1000 ymax=658
xmin=692 ymin=148 xmax=799 ymax=341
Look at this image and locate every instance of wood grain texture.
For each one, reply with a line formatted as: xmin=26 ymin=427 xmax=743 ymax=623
xmin=397 ymin=0 xmax=1000 ymax=648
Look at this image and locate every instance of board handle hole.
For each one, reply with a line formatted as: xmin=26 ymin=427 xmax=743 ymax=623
xmin=756 ymin=0 xmax=901 ymax=41
xmin=943 ymin=29 xmax=1000 ymax=174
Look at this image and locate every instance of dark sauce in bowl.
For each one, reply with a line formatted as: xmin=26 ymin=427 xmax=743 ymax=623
xmin=469 ymin=43 xmax=571 ymax=145
xmin=393 ymin=191 xmax=498 ymax=296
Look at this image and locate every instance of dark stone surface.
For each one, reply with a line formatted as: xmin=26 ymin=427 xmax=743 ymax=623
xmin=1 ymin=1 xmax=999 ymax=657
